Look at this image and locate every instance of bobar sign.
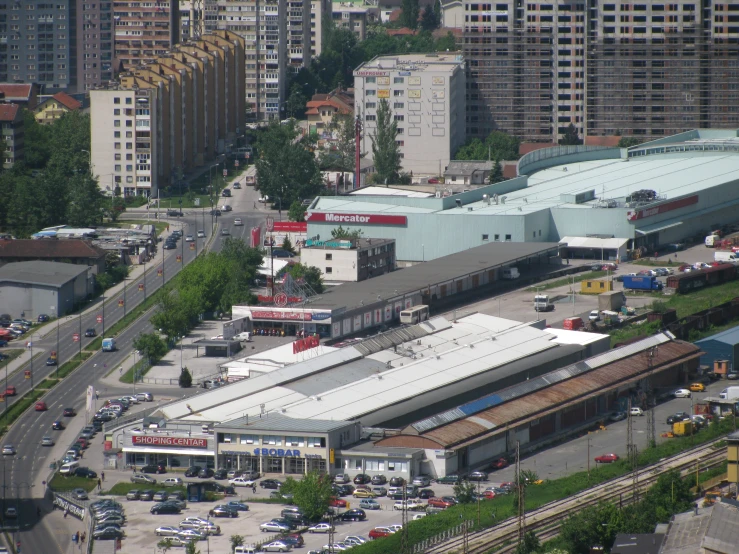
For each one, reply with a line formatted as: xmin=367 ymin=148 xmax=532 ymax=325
xmin=253 ymin=448 xmax=302 ymax=457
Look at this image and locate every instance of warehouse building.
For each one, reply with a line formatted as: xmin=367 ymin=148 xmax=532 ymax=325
xmin=309 ymin=130 xmax=739 ymax=263
xmin=696 ymin=327 xmax=739 ymax=374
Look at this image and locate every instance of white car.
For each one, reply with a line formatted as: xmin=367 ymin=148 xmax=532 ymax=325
xmin=630 ymin=407 xmax=644 ymax=416
xmin=234 ymin=331 xmax=251 ymax=341
xmin=185 ymin=235 xmax=194 ymax=242
xmin=197 ymin=230 xmax=206 ymax=238
xmin=322 ymin=545 xmax=349 ymax=552
xmin=387 ymin=524 xmax=404 ymax=532
xmin=229 ymin=477 xmax=256 ymax=487
xmin=344 ymin=536 xmax=369 ymax=546
xmin=155 ymin=525 xmax=180 ymax=536
xmin=393 ymin=500 xmax=423 ymax=511
xmin=178 ymin=529 xmax=206 ymax=541
xmin=674 ymin=389 xmax=692 ymax=398
xmin=308 ymin=523 xmax=334 ymax=533
xmin=162 ymin=477 xmax=183 ymax=487
xmin=259 ymin=521 xmax=291 ymax=533
xmin=263 ymin=541 xmax=292 ymax=552
xmin=234 ymin=218 xmax=243 ymax=226
xmin=2 ymin=445 xmax=15 ymax=455
xmin=41 ymin=437 xmax=54 ymax=446
xmin=588 ymin=310 xmax=600 ymax=322
xmin=220 ymin=205 xmax=233 ymax=212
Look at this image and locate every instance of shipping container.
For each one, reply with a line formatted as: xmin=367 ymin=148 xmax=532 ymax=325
xmin=666 ymin=263 xmax=738 ymax=293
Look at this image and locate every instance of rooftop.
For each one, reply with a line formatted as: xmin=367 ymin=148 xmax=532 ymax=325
xmin=0 ymin=104 xmax=19 ymax=122
xmin=348 ymin=186 xmax=433 ymax=198
xmin=266 ymin=240 xmax=558 ymax=312
xmin=356 ymin=52 xmax=464 ymax=73
xmin=661 ymin=500 xmax=739 ymax=554
xmin=0 ymin=84 xmax=35 ymax=102
xmin=0 ymin=239 xmax=107 ymax=260
xmin=49 ymin=92 xmax=82 ymax=111
xmin=445 ymin=161 xmax=494 ymax=176
xmin=695 ymin=325 xmax=739 ymax=346
xmin=217 ymin=412 xmax=354 ymax=434
xmin=0 ymin=261 xmax=90 ymax=287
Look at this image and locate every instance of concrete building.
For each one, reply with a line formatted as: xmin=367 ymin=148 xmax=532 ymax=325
xmin=696 ymin=327 xmax=739 ymax=374
xmin=113 ymin=0 xmax=179 ymax=69
xmin=311 ymin=0 xmax=333 ymax=57
xmin=0 ymin=239 xmax=107 ymax=275
xmin=300 ymin=237 xmax=396 ymax=282
xmin=306 ymin=130 xmax=739 ymax=262
xmin=90 ymin=30 xmax=245 ymax=197
xmin=76 ymin=0 xmax=115 ymax=91
xmin=354 ymin=53 xmax=466 ymax=175
xmin=0 ymin=84 xmax=38 ymax=109
xmin=33 ymin=92 xmax=83 ymax=125
xmin=305 ymin=88 xmax=354 ymax=132
xmin=0 ymin=261 xmax=94 ymax=319
xmin=0 ymin=104 xmax=22 ymax=170
xmin=332 ymin=4 xmax=370 ymax=40
xmin=0 ymin=2 xmax=74 ymax=92
xmin=462 ymin=0 xmax=739 ymax=143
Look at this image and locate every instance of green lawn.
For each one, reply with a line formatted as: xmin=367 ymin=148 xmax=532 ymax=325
xmin=49 ymin=473 xmax=98 ymax=492
xmin=0 ymin=349 xmax=23 ymax=364
xmin=105 ymin=482 xmax=186 ymax=496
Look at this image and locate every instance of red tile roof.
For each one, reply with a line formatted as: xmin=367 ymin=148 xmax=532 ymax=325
xmin=0 ymin=84 xmax=33 ymax=102
xmin=0 ymin=239 xmax=107 ymax=260
xmin=585 ymin=135 xmax=621 ymax=147
xmin=0 ymin=104 xmax=19 ymax=122
xmin=387 ymin=27 xmax=418 ymax=36
xmin=51 ymin=92 xmax=82 ymax=111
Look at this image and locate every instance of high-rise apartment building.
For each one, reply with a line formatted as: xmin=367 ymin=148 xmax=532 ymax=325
xmin=77 ymin=0 xmax=115 ymax=90
xmin=90 ymin=30 xmax=245 ymax=197
xmin=0 ymin=1 xmax=76 ymax=91
xmin=113 ymin=0 xmax=179 ymax=69
xmin=463 ymin=0 xmax=739 ymax=143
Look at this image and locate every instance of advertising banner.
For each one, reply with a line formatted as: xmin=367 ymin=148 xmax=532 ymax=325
xmin=306 ymin=213 xmax=407 ymax=226
xmin=132 ymin=436 xmax=208 ymax=448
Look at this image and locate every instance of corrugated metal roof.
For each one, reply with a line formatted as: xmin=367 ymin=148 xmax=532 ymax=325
xmin=696 ymin=325 xmax=739 ymax=347
xmin=217 ymin=413 xmax=354 ymax=433
xmin=418 ymin=338 xmax=701 ymax=447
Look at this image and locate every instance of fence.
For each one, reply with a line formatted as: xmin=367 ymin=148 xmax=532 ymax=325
xmin=411 ymin=520 xmax=474 ymax=553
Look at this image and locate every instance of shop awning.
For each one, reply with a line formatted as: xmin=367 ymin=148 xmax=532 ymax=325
xmin=635 ymin=220 xmax=683 ymax=235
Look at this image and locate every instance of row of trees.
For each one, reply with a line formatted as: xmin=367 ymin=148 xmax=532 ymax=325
xmin=0 ymin=111 xmax=109 ymax=236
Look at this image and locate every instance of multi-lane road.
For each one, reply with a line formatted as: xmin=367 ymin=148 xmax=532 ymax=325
xmin=4 ymin=178 xmax=268 ymax=553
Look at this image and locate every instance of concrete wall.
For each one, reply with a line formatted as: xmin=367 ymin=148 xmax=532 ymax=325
xmin=301 ymin=248 xmax=359 ymax=281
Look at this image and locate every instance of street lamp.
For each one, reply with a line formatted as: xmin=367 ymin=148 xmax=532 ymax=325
xmin=50 ymin=305 xmax=59 ymax=379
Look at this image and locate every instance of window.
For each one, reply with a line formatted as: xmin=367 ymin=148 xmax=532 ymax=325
xmin=394 ymin=115 xmax=404 ymax=121
xmin=114 ymin=164 xmax=121 ymax=171
xmin=113 ymin=109 xmax=120 ymax=115
xmin=239 ymin=434 xmax=258 ymax=445
xmin=365 ymin=460 xmax=385 ymax=471
xmin=114 ymin=120 xmax=120 ymax=127
xmin=365 ymin=114 xmax=376 ymax=121
xmin=365 ymin=101 xmax=376 ymax=109
xmin=262 ymin=435 xmax=282 ymax=446
xmin=366 ymin=77 xmax=376 ymax=84
xmin=325 ymin=253 xmax=332 ymax=260
xmin=505 ymin=234 xmax=512 ymax=241
xmin=307 ymin=436 xmax=325 ymax=448
xmin=393 ymin=77 xmax=404 ymax=84
xmin=494 ymin=234 xmax=500 ymax=241
xmin=114 ymin=97 xmax=120 ymax=104
xmin=393 ymin=89 xmax=404 ymax=97
xmin=222 ymin=433 xmax=232 ymax=443
xmin=285 ymin=436 xmax=305 ymax=447
xmin=366 ymin=89 xmax=376 ymax=96
xmin=325 ymin=267 xmax=333 ymax=274
xmin=394 ymin=102 xmax=404 ymax=109
xmin=126 ymin=165 xmax=133 ymax=172
xmin=126 ymin=97 xmax=132 ymax=104
xmin=387 ymin=461 xmax=409 ymax=472
xmin=114 ymin=131 xmax=120 ymax=138
xmin=482 ymin=234 xmax=489 ymax=241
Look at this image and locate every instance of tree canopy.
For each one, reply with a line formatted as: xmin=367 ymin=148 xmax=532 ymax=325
xmin=255 ymin=121 xmax=323 ymax=207
xmin=559 ymin=123 xmax=583 ymax=146
xmin=454 ymin=131 xmax=521 ymax=161
xmin=279 ymin=471 xmax=334 ymax=521
xmin=370 ymin=99 xmax=401 ymax=184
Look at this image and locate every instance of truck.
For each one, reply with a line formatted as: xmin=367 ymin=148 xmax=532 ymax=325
xmin=705 ymin=233 xmax=722 ymax=247
xmin=719 ymin=386 xmax=739 ymax=400
xmin=500 ymin=267 xmax=520 ymax=280
xmin=672 ymin=420 xmax=693 ymax=437
xmin=622 ymin=275 xmax=663 ymax=291
xmin=534 ymin=294 xmax=553 ymax=312
xmin=101 ymin=338 xmax=116 ymax=352
xmin=714 ymin=250 xmax=739 ymax=263
xmin=562 ymin=317 xmax=584 ymax=331
xmin=598 ymin=290 xmax=626 ymax=312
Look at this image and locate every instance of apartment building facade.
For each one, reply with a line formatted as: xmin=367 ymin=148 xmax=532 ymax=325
xmin=463 ymin=0 xmax=739 ymax=143
xmin=0 ymin=104 xmax=23 ymax=170
xmin=77 ymin=0 xmax=115 ymax=90
xmin=354 ymin=53 xmax=466 ymax=175
xmin=90 ymin=30 xmax=245 ymax=198
xmin=114 ymin=0 xmax=179 ymax=69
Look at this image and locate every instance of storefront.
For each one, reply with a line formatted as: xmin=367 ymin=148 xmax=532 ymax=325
xmin=215 ymin=413 xmax=360 ymax=476
xmin=337 ymin=444 xmax=425 ymax=480
xmin=119 ymin=432 xmax=217 ymax=469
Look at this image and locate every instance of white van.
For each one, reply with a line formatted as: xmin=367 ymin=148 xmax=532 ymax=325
xmin=234 ymin=547 xmax=258 ymax=554
xmin=500 ymin=267 xmax=520 ymax=280
xmin=59 ymin=461 xmax=79 ymax=475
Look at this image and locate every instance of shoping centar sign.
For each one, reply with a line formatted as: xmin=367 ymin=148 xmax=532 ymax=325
xmin=132 ymin=436 xmax=208 ymax=449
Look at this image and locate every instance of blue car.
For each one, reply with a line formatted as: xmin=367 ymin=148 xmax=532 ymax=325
xmin=0 ymin=340 xmax=8 ymax=347
xmin=225 ymin=501 xmax=248 ymax=512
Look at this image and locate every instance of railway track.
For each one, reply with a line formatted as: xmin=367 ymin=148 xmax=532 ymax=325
xmin=424 ymin=440 xmax=726 ymax=554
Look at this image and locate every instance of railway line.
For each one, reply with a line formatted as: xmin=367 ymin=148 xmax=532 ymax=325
xmin=424 ymin=439 xmax=727 ymax=554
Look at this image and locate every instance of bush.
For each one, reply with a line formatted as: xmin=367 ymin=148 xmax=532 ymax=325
xmin=179 ymin=367 xmax=193 ymax=388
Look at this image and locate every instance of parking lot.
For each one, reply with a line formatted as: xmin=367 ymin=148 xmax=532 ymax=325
xmin=95 ymin=476 xmax=482 ymax=552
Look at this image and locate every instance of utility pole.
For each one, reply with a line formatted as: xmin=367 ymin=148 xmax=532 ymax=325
xmin=645 ymin=346 xmax=657 ymax=449
xmin=587 ymin=435 xmax=591 ymax=482
xmin=516 ymin=440 xmax=525 ymax=547
xmin=627 ymin=397 xmax=639 ymax=501
xmin=400 ymin=484 xmax=408 ymax=554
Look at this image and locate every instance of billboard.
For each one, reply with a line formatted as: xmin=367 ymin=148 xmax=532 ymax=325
xmin=306 ymin=213 xmax=407 ymax=225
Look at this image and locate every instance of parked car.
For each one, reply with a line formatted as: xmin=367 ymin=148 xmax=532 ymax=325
xmin=131 ymin=473 xmax=157 ymax=485
xmin=140 ymin=464 xmax=166 ymax=474
xmin=689 ymin=383 xmax=706 ymax=392
xmin=673 ymin=388 xmax=692 ymax=398
xmin=259 ymin=521 xmax=291 ymax=533
xmin=162 ymin=477 xmax=182 ymax=487
xmin=260 ymin=479 xmax=281 ymax=489
xmin=370 ymin=474 xmax=387 ymax=485
xmin=262 ymin=541 xmax=292 ymax=552
xmin=74 ymin=467 xmax=97 ymax=479
xmin=468 ymin=471 xmax=489 ymax=482
xmin=37 ymin=314 xmax=50 ymax=323
xmin=354 ymin=473 xmax=371 ymax=485
xmin=155 ymin=525 xmax=180 ymax=536
xmin=339 ymin=509 xmax=366 ymax=521
xmin=594 ymin=453 xmax=619 ymax=464
xmin=184 ymin=466 xmax=202 ymax=477
xmin=630 ymin=407 xmax=644 ymax=416
xmin=152 ymin=491 xmax=169 ymax=502
xmin=225 ymin=501 xmax=249 ymax=512
xmin=352 ymin=489 xmax=376 ymax=498
xmin=126 ymin=490 xmax=141 ymax=500
xmin=308 ymin=523 xmax=334 ymax=534
xmin=667 ymin=412 xmax=692 ymax=425
xmin=418 ymin=488 xmax=435 ymax=499
xmin=230 ymin=476 xmax=256 ymax=487
xmin=388 ymin=476 xmax=406 ymax=487
xmin=371 ymin=487 xmax=388 ymax=497
xmin=428 ymin=497 xmax=455 ymax=508
xmin=359 ymin=499 xmax=381 ymax=510
xmin=209 ymin=505 xmax=238 ymax=518
xmin=608 ymin=412 xmax=627 ymax=422
xmin=198 ymin=468 xmax=215 ymax=479
xmin=213 ymin=469 xmax=228 ymax=480
xmin=369 ymin=527 xmax=394 ymax=539
xmin=412 ymin=475 xmax=431 ymax=487
xmin=334 ymin=473 xmax=350 ymax=484
xmin=139 ymin=490 xmax=155 ymax=501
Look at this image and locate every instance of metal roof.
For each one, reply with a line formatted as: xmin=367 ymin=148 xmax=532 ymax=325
xmin=0 ymin=261 xmax=89 ymax=287
xmin=217 ymin=412 xmax=354 ymax=434
xmin=413 ymin=337 xmax=700 ymax=448
xmin=696 ymin=325 xmax=739 ymax=347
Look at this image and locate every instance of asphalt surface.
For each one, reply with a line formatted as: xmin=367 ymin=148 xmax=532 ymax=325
xmin=4 ymin=180 xmax=268 ymax=554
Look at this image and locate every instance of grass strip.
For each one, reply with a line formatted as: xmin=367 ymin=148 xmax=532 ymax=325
xmin=0 ymin=349 xmax=24 ymax=364
xmin=104 ymin=482 xmax=187 ymax=496
xmin=49 ymin=474 xmax=98 ymax=492
xmin=54 ymin=352 xmax=93 ymax=380
xmin=119 ymin=357 xmax=151 ymax=384
xmin=526 ymin=270 xmax=607 ymax=292
xmin=88 ymin=291 xmax=162 ymax=355
xmin=632 ymin=259 xmax=686 ymax=267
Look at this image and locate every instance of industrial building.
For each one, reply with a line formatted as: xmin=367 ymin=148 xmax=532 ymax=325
xmin=0 ymin=261 xmax=95 ymax=319
xmin=309 ymin=130 xmax=739 ymax=262
xmin=461 ymin=0 xmax=739 ymax=143
xmin=353 ymin=53 xmax=466 ymax=175
xmin=299 ymin=238 xmax=396 ymax=282
xmin=696 ymin=326 xmax=739 ymax=374
xmin=109 ymin=313 xmax=608 ymax=471
xmin=231 ymin=241 xmax=560 ymax=339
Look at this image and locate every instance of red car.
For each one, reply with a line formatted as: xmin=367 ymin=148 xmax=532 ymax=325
xmin=490 ymin=457 xmax=509 ymax=470
xmin=483 ymin=490 xmax=496 ymax=499
xmin=4 ymin=386 xmax=15 ymax=397
xmin=427 ymin=497 xmax=455 ymax=508
xmin=329 ymin=497 xmax=347 ymax=507
xmin=369 ymin=528 xmax=393 ymax=540
xmin=594 ymin=453 xmax=619 ymax=463
xmin=34 ymin=401 xmax=47 ymax=411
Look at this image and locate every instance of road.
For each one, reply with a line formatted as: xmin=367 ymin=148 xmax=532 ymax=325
xmin=5 ymin=177 xmax=268 ymax=554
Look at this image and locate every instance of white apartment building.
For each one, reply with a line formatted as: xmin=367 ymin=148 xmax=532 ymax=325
xmin=354 ymin=53 xmax=466 ymax=176
xmin=90 ymin=89 xmax=159 ymax=198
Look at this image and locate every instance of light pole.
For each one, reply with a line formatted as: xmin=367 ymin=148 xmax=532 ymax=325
xmin=78 ymin=310 xmax=83 ymax=361
xmin=123 ymin=277 xmax=129 ymax=317
xmin=51 ymin=305 xmax=59 ymax=379
xmin=133 ymin=350 xmax=137 ymax=397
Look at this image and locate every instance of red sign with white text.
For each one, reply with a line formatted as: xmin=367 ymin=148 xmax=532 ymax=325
xmin=306 ymin=213 xmax=407 ymax=225
xmin=251 ymin=311 xmax=312 ymax=321
xmin=132 ymin=436 xmax=208 ymax=449
xmin=627 ymin=195 xmax=698 ymax=221
xmin=273 ymin=222 xmax=307 ymax=232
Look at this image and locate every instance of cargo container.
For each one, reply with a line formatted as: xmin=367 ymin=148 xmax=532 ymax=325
xmin=623 ymin=275 xmax=663 ymax=291
xmin=562 ymin=317 xmax=584 ymax=330
xmin=665 ymin=263 xmax=738 ymax=293
xmin=672 ymin=421 xmax=693 ymax=436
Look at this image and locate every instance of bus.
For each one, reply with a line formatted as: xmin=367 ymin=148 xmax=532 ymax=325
xmin=400 ymin=305 xmax=429 ymax=325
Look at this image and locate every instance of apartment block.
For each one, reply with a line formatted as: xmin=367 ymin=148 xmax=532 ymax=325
xmin=311 ymin=0 xmax=332 ymax=57
xmin=90 ymin=30 xmax=245 ymax=198
xmin=77 ymin=0 xmax=115 ymax=90
xmin=463 ymin=0 xmax=739 ymax=143
xmin=0 ymin=104 xmax=23 ymax=170
xmin=114 ymin=0 xmax=179 ymax=69
xmin=354 ymin=53 xmax=466 ymax=175
xmin=332 ymin=4 xmax=370 ymax=41
xmin=0 ymin=1 xmax=76 ymax=92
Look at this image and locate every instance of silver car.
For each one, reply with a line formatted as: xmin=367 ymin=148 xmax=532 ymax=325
xmin=155 ymin=525 xmax=180 ymax=536
xmin=262 ymin=541 xmax=292 ymax=552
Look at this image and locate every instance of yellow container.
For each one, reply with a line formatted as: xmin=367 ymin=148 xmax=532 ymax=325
xmin=580 ymin=279 xmax=613 ymax=294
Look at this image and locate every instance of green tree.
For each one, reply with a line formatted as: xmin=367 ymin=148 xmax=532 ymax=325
xmin=330 ymin=225 xmax=363 ymax=240
xmin=618 ymin=137 xmax=643 ymax=148
xmin=559 ymin=123 xmax=583 ymax=146
xmin=255 ymin=121 xmax=323 ymax=207
xmin=453 ymin=481 xmax=476 ymax=504
xmin=420 ymin=5 xmax=438 ymax=30
xmin=281 ymin=237 xmax=296 ymax=255
xmin=401 ymin=0 xmax=420 ymax=28
xmin=157 ymin=538 xmax=174 ymax=553
xmin=370 ymin=99 xmax=401 ymax=184
xmin=488 ymin=159 xmax=504 ymax=184
xmin=455 ymin=131 xmax=521 ymax=161
xmin=288 ymin=201 xmax=307 ymax=222
xmin=435 ymin=31 xmax=458 ymax=51
xmin=22 ymin=110 xmax=52 ymax=169
xmin=285 ymin=263 xmax=325 ymax=294
xmin=229 ymin=535 xmax=245 ymax=553
xmin=286 ymin=471 xmax=333 ymax=521
xmin=65 ymin=172 xmax=104 ymax=227
xmin=184 ymin=541 xmax=200 ymax=554
xmin=151 ymin=291 xmax=192 ymax=344
xmin=132 ymin=332 xmax=167 ymax=365
xmin=179 ymin=367 xmax=193 ymax=388
xmin=514 ymin=531 xmax=542 ymax=554
xmin=286 ymin=84 xmax=308 ymax=119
